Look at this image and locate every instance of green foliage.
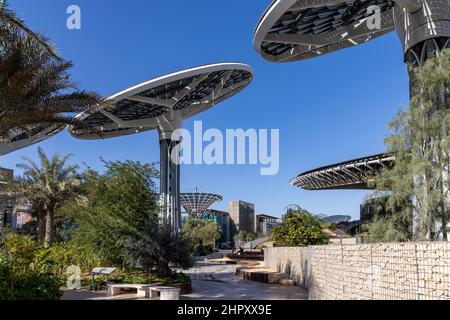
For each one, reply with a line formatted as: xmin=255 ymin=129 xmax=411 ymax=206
xmin=374 ymin=49 xmax=450 ymax=240
xmin=362 ymin=216 xmax=410 ymax=243
xmin=122 ymin=221 xmax=193 ymax=275
xmin=31 ymin=243 xmax=103 ymax=276
xmin=271 ymin=206 xmax=329 ymax=247
xmin=183 ymin=218 xmax=221 ymax=247
xmin=0 ymin=0 xmax=59 ymax=57
xmin=235 ymin=230 xmax=258 ymax=243
xmin=65 ymin=160 xmax=193 ymax=276
xmin=66 ymin=159 xmax=160 ymax=265
xmin=9 ymin=147 xmax=83 ymax=247
xmin=11 ymin=273 xmax=62 ymax=300
xmin=79 ymin=269 xmax=190 ymax=291
xmin=361 ymin=195 xmax=412 ymax=242
xmin=0 ymin=233 xmax=62 ymax=300
xmin=192 ymin=243 xmax=214 ymax=256
xmin=0 ymin=0 xmax=101 ymax=140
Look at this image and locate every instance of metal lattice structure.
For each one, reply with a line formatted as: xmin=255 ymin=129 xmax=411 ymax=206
xmin=254 ymin=0 xmax=396 ymax=62
xmin=70 ymin=63 xmax=253 ymax=233
xmin=254 ymin=0 xmax=450 ymax=66
xmin=290 ymin=153 xmax=395 ymax=190
xmin=0 ymin=125 xmax=64 ymax=156
xmin=321 ymin=215 xmax=352 ymax=224
xmin=180 ymin=192 xmax=223 ymax=217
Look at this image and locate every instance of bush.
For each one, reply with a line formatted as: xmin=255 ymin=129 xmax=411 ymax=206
xmin=12 ymin=273 xmax=62 ymax=300
xmin=272 ymin=207 xmax=329 ymax=247
xmin=0 ymin=234 xmax=63 ymax=300
xmin=31 ymin=243 xmax=103 ymax=276
xmin=79 ymin=269 xmax=190 ymax=291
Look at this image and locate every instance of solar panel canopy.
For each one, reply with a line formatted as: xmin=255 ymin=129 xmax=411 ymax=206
xmin=180 ymin=192 xmax=223 ymax=216
xmin=0 ymin=125 xmax=64 ymax=156
xmin=254 ymin=0 xmax=396 ymax=62
xmin=69 ymin=63 xmax=253 ymax=140
xmin=322 ymin=215 xmax=352 ymax=224
xmin=290 ymin=153 xmax=395 ymax=190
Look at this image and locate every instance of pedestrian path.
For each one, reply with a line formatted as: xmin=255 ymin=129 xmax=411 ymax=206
xmin=179 ymin=256 xmax=307 ymax=300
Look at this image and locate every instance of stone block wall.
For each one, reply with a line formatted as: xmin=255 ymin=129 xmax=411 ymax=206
xmin=264 ymin=242 xmax=450 ymax=300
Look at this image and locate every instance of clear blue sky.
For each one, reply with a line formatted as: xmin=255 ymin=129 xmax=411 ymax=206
xmin=3 ymin=0 xmax=410 ymax=220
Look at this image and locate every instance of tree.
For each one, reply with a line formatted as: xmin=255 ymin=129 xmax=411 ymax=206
xmin=0 ymin=1 xmax=58 ymax=57
xmin=67 ymin=160 xmax=193 ymax=276
xmin=271 ymin=206 xmax=329 ymax=247
xmin=15 ymin=147 xmax=81 ymax=247
xmin=234 ymin=230 xmax=258 ymax=243
xmin=67 ymin=160 xmax=159 ymax=264
xmin=0 ymin=1 xmax=101 ymax=141
xmin=360 ymin=194 xmax=412 ymax=243
xmin=124 ymin=222 xmax=193 ymax=277
xmin=183 ymin=218 xmax=221 ymax=253
xmin=373 ymin=49 xmax=450 ymax=241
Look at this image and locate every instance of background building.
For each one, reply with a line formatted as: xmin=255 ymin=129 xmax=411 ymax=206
xmin=255 ymin=214 xmax=280 ymax=235
xmin=229 ymin=200 xmax=255 ymax=234
xmin=208 ymin=209 xmax=231 ymax=245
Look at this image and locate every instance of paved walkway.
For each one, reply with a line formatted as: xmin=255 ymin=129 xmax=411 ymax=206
xmin=180 ymin=258 xmax=307 ymax=300
xmin=61 ymin=255 xmax=308 ymax=300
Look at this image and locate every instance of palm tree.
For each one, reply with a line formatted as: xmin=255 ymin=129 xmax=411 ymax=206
xmin=17 ymin=147 xmax=82 ymax=247
xmin=0 ymin=0 xmax=58 ymax=58
xmin=0 ymin=1 xmax=102 ymax=143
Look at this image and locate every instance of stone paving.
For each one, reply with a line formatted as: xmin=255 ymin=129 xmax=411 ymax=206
xmin=179 ymin=258 xmax=307 ymax=300
xmin=61 ymin=254 xmax=307 ymax=300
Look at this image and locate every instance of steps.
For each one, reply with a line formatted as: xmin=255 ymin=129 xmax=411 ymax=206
xmin=236 ymin=267 xmax=297 ymax=286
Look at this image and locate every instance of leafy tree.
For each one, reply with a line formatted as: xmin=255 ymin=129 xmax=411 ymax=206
xmin=363 ymin=216 xmax=410 ymax=243
xmin=67 ymin=160 xmax=193 ymax=276
xmin=183 ymin=217 xmax=221 ymax=248
xmin=67 ymin=160 xmax=159 ymax=264
xmin=0 ymin=1 xmax=101 ymax=141
xmin=12 ymin=147 xmax=81 ymax=247
xmin=271 ymin=206 xmax=329 ymax=247
xmin=124 ymin=222 xmax=193 ymax=277
xmin=373 ymin=49 xmax=450 ymax=241
xmin=360 ymin=194 xmax=412 ymax=242
xmin=234 ymin=230 xmax=258 ymax=244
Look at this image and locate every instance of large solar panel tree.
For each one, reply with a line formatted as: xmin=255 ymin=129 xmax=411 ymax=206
xmin=70 ymin=63 xmax=253 ymax=234
xmin=255 ymin=0 xmax=450 ymax=238
xmin=180 ymin=190 xmax=223 ymax=217
xmin=290 ymin=153 xmax=395 ymax=190
xmin=254 ymin=0 xmax=449 ymax=69
xmin=0 ymin=125 xmax=64 ymax=156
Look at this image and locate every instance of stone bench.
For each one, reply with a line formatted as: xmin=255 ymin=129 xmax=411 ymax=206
xmin=109 ymin=284 xmax=151 ymax=297
xmin=148 ymin=286 xmax=181 ymax=300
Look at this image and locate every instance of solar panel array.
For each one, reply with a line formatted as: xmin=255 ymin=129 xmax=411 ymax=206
xmin=290 ymin=153 xmax=395 ymax=190
xmin=0 ymin=125 xmax=64 ymax=156
xmin=9 ymin=125 xmax=63 ymax=143
xmin=256 ymin=0 xmax=395 ymax=61
xmin=72 ymin=67 xmax=252 ymax=138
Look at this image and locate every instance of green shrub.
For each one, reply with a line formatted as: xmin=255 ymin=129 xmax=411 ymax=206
xmin=174 ymin=272 xmax=190 ymax=284
xmin=31 ymin=243 xmax=103 ymax=277
xmin=272 ymin=207 xmax=329 ymax=247
xmin=193 ymin=243 xmax=205 ymax=256
xmin=0 ymin=234 xmax=62 ymax=300
xmin=13 ymin=273 xmax=63 ymax=300
xmin=120 ymin=272 xmax=158 ymax=285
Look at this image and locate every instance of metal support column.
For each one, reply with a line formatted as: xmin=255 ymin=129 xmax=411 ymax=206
xmin=159 ymin=138 xmax=181 ymax=234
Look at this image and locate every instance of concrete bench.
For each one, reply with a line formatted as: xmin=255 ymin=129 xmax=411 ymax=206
xmin=148 ymin=286 xmax=181 ymax=300
xmin=109 ymin=284 xmax=151 ymax=297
